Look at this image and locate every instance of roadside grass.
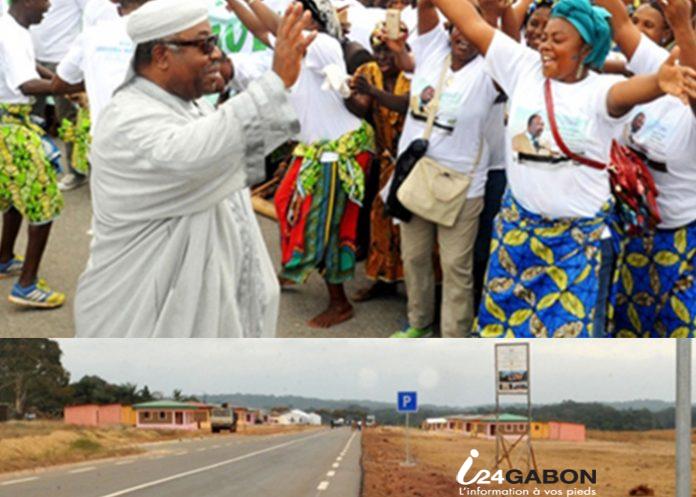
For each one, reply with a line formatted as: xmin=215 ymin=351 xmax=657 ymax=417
xmin=0 ymin=421 xmax=203 ymax=473
xmin=0 ymin=421 xmax=325 ymax=474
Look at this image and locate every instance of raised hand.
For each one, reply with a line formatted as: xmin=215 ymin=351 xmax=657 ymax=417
xmin=379 ymin=24 xmax=408 ymax=54
xmin=657 ymin=48 xmax=696 ymax=104
xmin=272 ymin=3 xmax=317 ymax=88
xmin=659 ymin=0 xmax=693 ymax=31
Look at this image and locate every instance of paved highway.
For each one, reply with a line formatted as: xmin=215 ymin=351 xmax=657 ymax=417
xmin=0 ymin=428 xmax=361 ymax=497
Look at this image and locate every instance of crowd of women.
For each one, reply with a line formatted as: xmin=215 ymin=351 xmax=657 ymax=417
xmin=1 ymin=0 xmax=695 ymax=337
xmin=248 ymin=0 xmax=696 ymax=338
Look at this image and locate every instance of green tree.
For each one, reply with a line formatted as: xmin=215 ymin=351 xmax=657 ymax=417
xmin=0 ymin=339 xmax=70 ymax=417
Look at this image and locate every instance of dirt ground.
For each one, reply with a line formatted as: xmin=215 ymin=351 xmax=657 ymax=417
xmin=0 ymin=420 xmax=316 ymax=473
xmin=361 ymin=426 xmax=696 ymax=497
xmin=234 ymin=424 xmax=321 ymax=436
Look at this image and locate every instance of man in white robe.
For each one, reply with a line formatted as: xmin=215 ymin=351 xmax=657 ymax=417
xmin=74 ymin=0 xmax=316 ymax=337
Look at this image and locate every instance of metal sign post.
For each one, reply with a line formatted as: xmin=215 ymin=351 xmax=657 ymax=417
xmin=676 ymin=339 xmax=692 ymax=497
xmin=494 ymin=343 xmax=535 ymax=472
xmin=397 ymin=391 xmax=418 ymax=467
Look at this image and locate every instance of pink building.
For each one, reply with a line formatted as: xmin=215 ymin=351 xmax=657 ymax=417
xmin=133 ymin=400 xmax=210 ymax=431
xmin=64 ymin=404 xmax=124 ymax=427
xmin=548 ymin=422 xmax=586 ymax=442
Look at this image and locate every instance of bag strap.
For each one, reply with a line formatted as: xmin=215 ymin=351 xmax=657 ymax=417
xmin=422 ymin=54 xmax=452 ymax=142
xmin=543 ymin=79 xmax=605 ymax=171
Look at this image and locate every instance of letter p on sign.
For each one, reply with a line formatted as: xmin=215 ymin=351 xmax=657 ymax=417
xmin=397 ymin=391 xmax=418 ymax=413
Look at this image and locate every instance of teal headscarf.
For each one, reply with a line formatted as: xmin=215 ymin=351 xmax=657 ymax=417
xmin=551 ymin=0 xmax=613 ymax=70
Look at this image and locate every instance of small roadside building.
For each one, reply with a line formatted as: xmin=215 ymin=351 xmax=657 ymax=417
xmin=275 ymin=409 xmax=310 ymax=425
xmin=472 ymin=414 xmax=529 ymax=439
xmin=64 ymin=404 xmax=135 ymax=427
xmin=548 ymin=421 xmax=586 ymax=442
xmin=307 ymin=413 xmax=322 ymax=425
xmin=133 ymin=400 xmax=211 ymax=431
xmin=445 ymin=414 xmax=483 ymax=433
xmin=422 ymin=418 xmax=448 ymax=431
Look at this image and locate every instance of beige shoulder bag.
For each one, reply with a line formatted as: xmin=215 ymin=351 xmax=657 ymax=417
xmin=397 ymin=55 xmax=484 ymax=228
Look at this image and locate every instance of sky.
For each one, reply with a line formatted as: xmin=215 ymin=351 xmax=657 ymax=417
xmin=55 ymin=339 xmax=694 ymax=408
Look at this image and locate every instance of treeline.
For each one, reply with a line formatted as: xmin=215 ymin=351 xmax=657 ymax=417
xmin=371 ymin=400 xmax=696 ymax=431
xmin=0 ymin=339 xmax=193 ymax=418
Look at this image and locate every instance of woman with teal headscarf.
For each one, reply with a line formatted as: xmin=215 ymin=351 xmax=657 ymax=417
xmin=423 ymin=0 xmax=695 ymax=337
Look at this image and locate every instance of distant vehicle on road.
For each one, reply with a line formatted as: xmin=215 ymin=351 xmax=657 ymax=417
xmin=211 ymin=405 xmax=237 ymax=433
xmin=331 ymin=418 xmax=345 ymax=428
xmin=366 ymin=415 xmax=376 ymax=427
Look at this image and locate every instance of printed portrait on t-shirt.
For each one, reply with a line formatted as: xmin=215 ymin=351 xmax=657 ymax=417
xmin=508 ymin=108 xmax=563 ymax=164
xmin=408 ymin=74 xmax=464 ymax=133
xmin=621 ymin=107 xmax=670 ymax=173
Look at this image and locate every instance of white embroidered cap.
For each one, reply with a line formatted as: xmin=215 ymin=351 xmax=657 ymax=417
xmin=126 ymin=0 xmax=209 ymax=44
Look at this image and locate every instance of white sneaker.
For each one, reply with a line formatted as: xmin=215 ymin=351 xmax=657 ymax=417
xmin=58 ymin=174 xmax=88 ymax=191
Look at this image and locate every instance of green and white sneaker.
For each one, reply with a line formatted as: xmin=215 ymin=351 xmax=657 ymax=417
xmin=390 ymin=326 xmax=434 ymax=338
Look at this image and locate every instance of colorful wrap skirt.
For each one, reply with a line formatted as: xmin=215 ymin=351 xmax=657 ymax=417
xmin=609 ymin=222 xmax=696 ymax=337
xmin=58 ymin=105 xmax=91 ymax=175
xmin=275 ymin=122 xmax=375 ymax=284
xmin=475 ymin=190 xmax=611 ymax=338
xmin=0 ymin=104 xmax=63 ymax=224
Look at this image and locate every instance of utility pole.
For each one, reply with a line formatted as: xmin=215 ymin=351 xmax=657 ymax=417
xmin=675 ymin=339 xmax=692 ymax=497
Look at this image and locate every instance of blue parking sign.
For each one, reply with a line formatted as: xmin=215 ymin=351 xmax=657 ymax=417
xmin=397 ymin=391 xmax=418 ymax=413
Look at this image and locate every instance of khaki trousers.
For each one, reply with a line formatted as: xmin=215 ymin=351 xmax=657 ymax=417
xmin=400 ymin=196 xmax=484 ymax=338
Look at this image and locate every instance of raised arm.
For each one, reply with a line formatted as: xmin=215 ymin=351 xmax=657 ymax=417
xmin=227 ymin=0 xmax=272 ymax=47
xmin=594 ymin=0 xmax=641 ymax=59
xmin=607 ymin=49 xmax=696 ymax=117
xmin=379 ymin=26 xmax=415 ymax=73
xmin=662 ymin=0 xmax=696 ymax=111
xmin=430 ymin=0 xmax=497 ymax=55
xmin=418 ymin=0 xmax=440 ymax=34
xmin=247 ymin=0 xmax=282 ymax=36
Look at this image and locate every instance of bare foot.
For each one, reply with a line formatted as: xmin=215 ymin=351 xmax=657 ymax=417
xmin=353 ymin=281 xmax=397 ymax=302
xmin=308 ymin=302 xmax=354 ymax=328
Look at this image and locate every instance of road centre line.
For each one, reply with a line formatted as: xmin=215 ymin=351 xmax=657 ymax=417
xmin=332 ymin=463 xmax=339 ymax=468
xmin=94 ymin=431 xmax=328 ymax=497
xmin=317 ymin=481 xmax=330 ymax=491
xmin=326 ymin=470 xmax=336 ymax=477
xmin=336 ymin=457 xmax=342 ymax=461
xmin=115 ymin=460 xmax=135 ymax=466
xmin=1 ymin=477 xmax=39 ymax=486
xmin=69 ymin=467 xmax=96 ymax=474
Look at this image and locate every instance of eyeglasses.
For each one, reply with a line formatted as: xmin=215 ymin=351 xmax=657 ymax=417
xmin=163 ymin=34 xmax=220 ymax=55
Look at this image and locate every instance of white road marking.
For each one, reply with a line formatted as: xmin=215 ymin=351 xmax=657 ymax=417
xmin=332 ymin=463 xmax=340 ymax=468
xmin=1 ymin=477 xmax=39 ymax=486
xmin=95 ymin=431 xmax=328 ymax=497
xmin=212 ymin=445 xmax=221 ymax=449
xmin=173 ymin=451 xmax=188 ymax=456
xmin=326 ymin=470 xmax=336 ymax=477
xmin=336 ymin=457 xmax=342 ymax=461
xmin=317 ymin=481 xmax=330 ymax=491
xmin=70 ymin=466 xmax=96 ymax=474
xmin=115 ymin=460 xmax=135 ymax=466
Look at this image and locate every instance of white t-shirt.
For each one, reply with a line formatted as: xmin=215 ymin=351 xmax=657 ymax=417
xmin=229 ymin=52 xmax=270 ymax=93
xmin=623 ymin=34 xmax=696 ymax=229
xmin=56 ymin=16 xmax=133 ymax=129
xmin=397 ymin=26 xmax=497 ymax=198
xmin=0 ymin=15 xmax=40 ymax=104
xmin=30 ymin=0 xmax=89 ymax=63
xmin=485 ymin=31 xmax=628 ymax=219
xmin=83 ymin=0 xmax=119 ymax=28
xmin=287 ymin=32 xmax=361 ymax=143
xmin=484 ymin=99 xmax=507 ymax=171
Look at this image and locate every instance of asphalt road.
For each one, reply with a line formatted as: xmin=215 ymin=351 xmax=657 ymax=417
xmin=0 ymin=428 xmax=361 ymax=497
xmin=0 ymin=181 xmax=407 ymax=338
